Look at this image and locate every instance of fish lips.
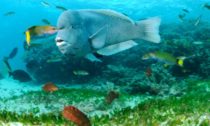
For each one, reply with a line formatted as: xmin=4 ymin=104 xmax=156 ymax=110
xmin=56 ymin=41 xmax=67 ymax=53
xmin=55 ymin=38 xmax=76 ymax=56
xmin=56 ymin=37 xmax=68 ymax=53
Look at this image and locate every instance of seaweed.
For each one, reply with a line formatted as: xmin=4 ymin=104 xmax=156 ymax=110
xmin=0 ymin=79 xmax=209 ymax=125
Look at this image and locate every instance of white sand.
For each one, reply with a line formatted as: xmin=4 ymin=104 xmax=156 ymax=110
xmin=0 ymin=78 xmax=41 ymax=99
xmin=0 ymin=122 xmax=24 ymax=126
xmin=0 ymin=78 xmax=83 ymax=99
xmin=0 ymin=78 xmax=152 ymax=118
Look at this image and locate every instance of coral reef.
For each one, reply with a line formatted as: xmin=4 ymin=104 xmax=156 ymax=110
xmin=21 ymin=18 xmax=210 ymax=89
xmin=99 ymin=63 xmax=187 ymax=97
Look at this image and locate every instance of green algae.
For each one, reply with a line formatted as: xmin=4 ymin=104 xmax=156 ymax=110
xmin=92 ymin=80 xmax=210 ymax=125
xmin=0 ymin=80 xmax=209 ymax=125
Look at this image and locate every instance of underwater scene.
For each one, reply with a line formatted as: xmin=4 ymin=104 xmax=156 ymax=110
xmin=0 ymin=0 xmax=210 ymax=125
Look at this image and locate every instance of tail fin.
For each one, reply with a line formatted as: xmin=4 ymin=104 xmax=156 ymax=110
xmin=3 ymin=57 xmax=12 ymax=73
xmin=136 ymin=17 xmax=161 ymax=43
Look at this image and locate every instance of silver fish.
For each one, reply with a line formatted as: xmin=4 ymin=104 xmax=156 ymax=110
xmin=73 ymin=70 xmax=89 ymax=76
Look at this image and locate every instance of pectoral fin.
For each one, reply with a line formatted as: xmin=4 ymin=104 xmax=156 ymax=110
xmin=97 ymin=40 xmax=138 ymax=56
xmin=85 ymin=53 xmax=102 ymax=62
xmin=89 ymin=25 xmax=107 ymax=49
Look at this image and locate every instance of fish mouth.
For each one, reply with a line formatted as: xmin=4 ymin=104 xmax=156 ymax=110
xmin=55 ymin=37 xmax=75 ymax=56
xmin=55 ymin=37 xmax=65 ymax=45
xmin=55 ymin=37 xmax=69 ymax=54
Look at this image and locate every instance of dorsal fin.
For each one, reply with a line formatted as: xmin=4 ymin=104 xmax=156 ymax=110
xmin=85 ymin=9 xmax=134 ymax=24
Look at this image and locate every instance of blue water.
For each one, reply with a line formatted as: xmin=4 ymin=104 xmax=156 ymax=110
xmin=0 ymin=0 xmax=210 ymax=125
xmin=0 ymin=0 xmax=210 ymax=70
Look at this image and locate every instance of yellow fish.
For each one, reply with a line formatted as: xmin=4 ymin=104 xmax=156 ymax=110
xmin=142 ymin=51 xmax=186 ymax=67
xmin=177 ymin=59 xmax=184 ymax=67
xmin=25 ymin=30 xmax=31 ymax=46
xmin=24 ymin=25 xmax=57 ymax=46
xmin=176 ymin=56 xmax=187 ymax=67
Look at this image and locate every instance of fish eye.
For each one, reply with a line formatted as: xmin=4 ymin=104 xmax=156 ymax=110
xmin=58 ymin=26 xmax=65 ymax=30
xmin=72 ymin=25 xmax=80 ymax=29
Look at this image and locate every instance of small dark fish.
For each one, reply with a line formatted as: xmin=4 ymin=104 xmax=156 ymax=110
xmin=8 ymin=47 xmax=18 ymax=59
xmin=203 ymin=3 xmax=210 ymax=10
xmin=178 ymin=13 xmax=186 ymax=21
xmin=3 ymin=58 xmax=12 ymax=72
xmin=3 ymin=58 xmax=32 ymax=82
xmin=4 ymin=11 xmax=15 ymax=16
xmin=56 ymin=5 xmax=67 ymax=11
xmin=42 ymin=19 xmax=51 ymax=25
xmin=182 ymin=9 xmax=189 ymax=13
xmin=41 ymin=1 xmax=50 ymax=7
xmin=9 ymin=70 xmax=32 ymax=82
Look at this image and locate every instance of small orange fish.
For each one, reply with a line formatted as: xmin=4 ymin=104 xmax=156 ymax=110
xmin=62 ymin=106 xmax=91 ymax=126
xmin=27 ymin=25 xmax=56 ymax=36
xmin=25 ymin=25 xmax=57 ymax=46
xmin=105 ymin=91 xmax=119 ymax=104
xmin=145 ymin=67 xmax=152 ymax=77
xmin=42 ymin=82 xmax=58 ymax=92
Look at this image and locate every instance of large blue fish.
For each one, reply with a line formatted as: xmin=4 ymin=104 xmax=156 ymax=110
xmin=55 ymin=9 xmax=161 ymax=62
